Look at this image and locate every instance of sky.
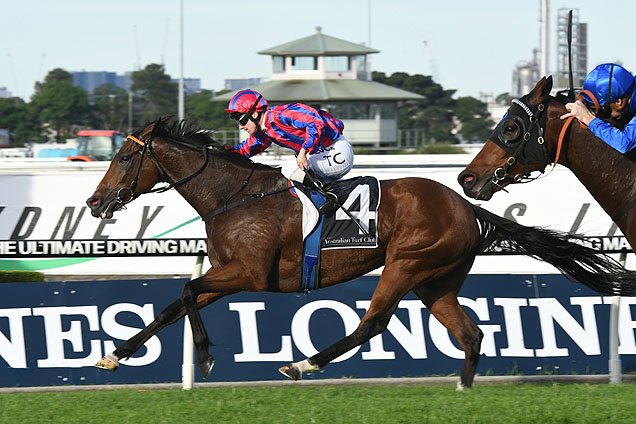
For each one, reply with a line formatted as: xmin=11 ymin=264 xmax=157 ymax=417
xmin=2 ymin=0 xmax=635 ymax=102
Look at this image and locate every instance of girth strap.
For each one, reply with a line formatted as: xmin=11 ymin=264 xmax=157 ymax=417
xmin=613 ymin=197 xmax=636 ymax=223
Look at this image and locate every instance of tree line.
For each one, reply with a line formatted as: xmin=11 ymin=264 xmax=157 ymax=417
xmin=0 ymin=64 xmax=497 ymax=146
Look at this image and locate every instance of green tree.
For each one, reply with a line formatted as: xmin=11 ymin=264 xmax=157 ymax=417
xmin=372 ymin=71 xmax=494 ymax=144
xmin=455 ymin=96 xmax=495 ymax=142
xmin=185 ymin=89 xmax=234 ymax=130
xmin=130 ymin=64 xmax=178 ymax=127
xmin=495 ymin=92 xmax=514 ymax=105
xmin=31 ymin=68 xmax=89 ymax=142
xmin=373 ymin=71 xmax=457 ymax=143
xmin=89 ymin=83 xmax=130 ymax=131
xmin=0 ymin=97 xmax=40 ymax=145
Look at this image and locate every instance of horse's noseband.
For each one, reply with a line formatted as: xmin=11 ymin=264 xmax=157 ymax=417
xmin=487 ymin=97 xmax=549 ymax=188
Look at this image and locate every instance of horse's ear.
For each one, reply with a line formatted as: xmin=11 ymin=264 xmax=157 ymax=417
xmin=140 ymin=117 xmax=163 ymax=140
xmin=140 ymin=123 xmax=156 ymax=140
xmin=528 ymin=76 xmax=553 ymax=104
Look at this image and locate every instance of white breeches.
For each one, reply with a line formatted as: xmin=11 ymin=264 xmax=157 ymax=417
xmin=280 ymin=135 xmax=354 ymax=183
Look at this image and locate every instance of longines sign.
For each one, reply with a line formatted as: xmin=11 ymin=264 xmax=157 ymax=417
xmin=1 ymin=275 xmax=635 ymax=387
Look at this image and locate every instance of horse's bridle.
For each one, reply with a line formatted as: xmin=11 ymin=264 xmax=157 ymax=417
xmin=115 ymin=119 xmax=290 ymax=222
xmin=478 ymin=96 xmax=550 ymax=197
xmin=115 ymin=119 xmax=212 ymax=205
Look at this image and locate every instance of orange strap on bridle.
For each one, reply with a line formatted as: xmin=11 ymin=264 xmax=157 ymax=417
xmin=555 ymin=89 xmax=599 ymax=166
xmin=127 ymin=135 xmax=145 ymax=146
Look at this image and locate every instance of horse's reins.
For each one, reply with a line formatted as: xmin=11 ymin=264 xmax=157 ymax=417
xmin=555 ymin=89 xmax=600 ymax=166
xmin=556 ymin=89 xmax=636 ymax=221
xmin=201 ymin=165 xmax=290 ymax=222
xmin=124 ymin=127 xmax=289 ymax=222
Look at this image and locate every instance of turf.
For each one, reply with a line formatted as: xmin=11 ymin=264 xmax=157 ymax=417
xmin=1 ymin=383 xmax=635 ymax=423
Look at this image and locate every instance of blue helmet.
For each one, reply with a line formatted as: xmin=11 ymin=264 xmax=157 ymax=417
xmin=583 ymin=63 xmax=634 ymax=106
xmin=631 ymin=76 xmax=636 ymax=115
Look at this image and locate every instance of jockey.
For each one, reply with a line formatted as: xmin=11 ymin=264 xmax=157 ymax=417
xmin=561 ymin=63 xmax=636 ymax=154
xmin=224 ymin=89 xmax=354 ymax=214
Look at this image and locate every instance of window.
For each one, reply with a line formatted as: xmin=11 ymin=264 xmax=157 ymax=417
xmin=273 ymin=56 xmax=285 ymax=73
xmin=379 ymin=104 xmax=396 ymax=119
xmin=325 ymin=56 xmax=350 ymax=72
xmin=324 ymin=104 xmax=377 ymax=120
xmin=356 ymin=55 xmax=367 ymax=73
xmin=291 ymin=56 xmax=318 ymax=71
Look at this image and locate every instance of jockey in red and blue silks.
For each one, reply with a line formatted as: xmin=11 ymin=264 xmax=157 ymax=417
xmin=561 ymin=63 xmax=636 ymax=154
xmin=225 ymin=89 xmax=354 ymax=214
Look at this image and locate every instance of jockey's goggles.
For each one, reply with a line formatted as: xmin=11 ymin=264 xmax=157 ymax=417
xmin=229 ymin=94 xmax=263 ymax=126
xmin=229 ymin=112 xmax=250 ymax=126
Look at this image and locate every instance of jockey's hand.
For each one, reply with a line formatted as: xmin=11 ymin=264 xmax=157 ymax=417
xmin=296 ymin=149 xmax=309 ymax=170
xmin=560 ymin=100 xmax=596 ymax=126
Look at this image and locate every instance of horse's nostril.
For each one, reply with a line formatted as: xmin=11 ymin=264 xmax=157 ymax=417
xmin=87 ymin=197 xmax=100 ymax=207
xmin=462 ymin=175 xmax=474 ymax=184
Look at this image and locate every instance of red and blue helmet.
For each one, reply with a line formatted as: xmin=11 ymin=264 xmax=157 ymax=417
xmin=224 ymin=89 xmax=268 ymax=114
xmin=583 ymin=63 xmax=634 ymax=107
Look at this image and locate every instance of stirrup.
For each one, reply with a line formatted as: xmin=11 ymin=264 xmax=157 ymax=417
xmin=302 ymin=170 xmax=339 ymax=214
xmin=319 ymin=192 xmax=338 ymax=215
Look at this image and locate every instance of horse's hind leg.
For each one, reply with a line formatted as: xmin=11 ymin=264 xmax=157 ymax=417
xmin=279 ymin=264 xmax=410 ymax=380
xmin=412 ymin=273 xmax=483 ymax=390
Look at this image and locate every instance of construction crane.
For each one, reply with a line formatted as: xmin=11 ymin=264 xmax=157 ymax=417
xmin=423 ymin=40 xmax=441 ymax=84
xmin=6 ymin=53 xmax=20 ymax=97
xmin=134 ymin=25 xmax=142 ymax=70
xmin=160 ymin=18 xmax=170 ymax=66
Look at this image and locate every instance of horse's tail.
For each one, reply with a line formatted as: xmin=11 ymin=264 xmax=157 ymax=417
xmin=471 ymin=204 xmax=636 ymax=296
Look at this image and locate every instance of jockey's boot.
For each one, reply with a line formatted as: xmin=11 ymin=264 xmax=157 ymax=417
xmin=303 ymin=169 xmax=339 ymax=215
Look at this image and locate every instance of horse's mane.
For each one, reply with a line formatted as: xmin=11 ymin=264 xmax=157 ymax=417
xmin=133 ymin=117 xmax=273 ymax=170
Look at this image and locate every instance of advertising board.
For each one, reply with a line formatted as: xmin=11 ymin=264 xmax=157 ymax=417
xmin=2 ymin=275 xmax=635 ymax=387
xmin=0 ymin=156 xmax=630 ymax=275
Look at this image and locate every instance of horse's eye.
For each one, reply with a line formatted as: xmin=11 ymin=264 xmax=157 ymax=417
xmin=500 ymin=120 xmax=521 ymax=143
xmin=120 ymin=154 xmax=131 ymax=163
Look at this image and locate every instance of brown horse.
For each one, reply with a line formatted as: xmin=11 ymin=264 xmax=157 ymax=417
xmin=458 ymin=76 xmax=636 ymax=249
xmin=86 ymin=117 xmax=636 ymax=389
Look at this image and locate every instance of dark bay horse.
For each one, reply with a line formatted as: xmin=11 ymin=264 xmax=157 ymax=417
xmin=458 ymin=76 xmax=636 ymax=249
xmin=87 ymin=117 xmax=636 ymax=389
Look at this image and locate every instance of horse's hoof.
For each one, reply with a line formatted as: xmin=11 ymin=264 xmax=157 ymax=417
xmin=279 ymin=364 xmax=302 ymax=380
xmin=199 ymin=357 xmax=215 ymax=379
xmin=95 ymin=355 xmax=119 ymax=371
xmin=456 ymin=381 xmax=471 ymax=391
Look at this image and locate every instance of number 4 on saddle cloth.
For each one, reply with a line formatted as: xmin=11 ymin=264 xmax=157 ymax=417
xmin=290 ymin=176 xmax=380 ymax=293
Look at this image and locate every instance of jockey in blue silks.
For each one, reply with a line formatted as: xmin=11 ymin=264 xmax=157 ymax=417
xmin=561 ymin=63 xmax=636 ymax=154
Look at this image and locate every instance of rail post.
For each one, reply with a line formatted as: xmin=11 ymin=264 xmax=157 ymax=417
xmin=182 ymin=255 xmax=205 ymax=390
xmin=608 ymin=251 xmax=626 ymax=384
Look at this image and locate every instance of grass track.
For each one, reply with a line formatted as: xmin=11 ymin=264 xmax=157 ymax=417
xmin=1 ymin=383 xmax=636 ymax=423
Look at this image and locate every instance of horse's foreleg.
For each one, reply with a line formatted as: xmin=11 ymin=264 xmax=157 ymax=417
xmin=95 ymin=292 xmax=223 ymax=371
xmin=181 ymin=262 xmax=250 ymax=379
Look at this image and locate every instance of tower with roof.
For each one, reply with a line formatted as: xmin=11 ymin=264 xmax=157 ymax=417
xmin=215 ymin=27 xmax=423 ymax=148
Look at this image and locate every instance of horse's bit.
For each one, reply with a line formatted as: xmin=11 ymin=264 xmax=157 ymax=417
xmin=483 ymin=97 xmax=549 ymax=194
